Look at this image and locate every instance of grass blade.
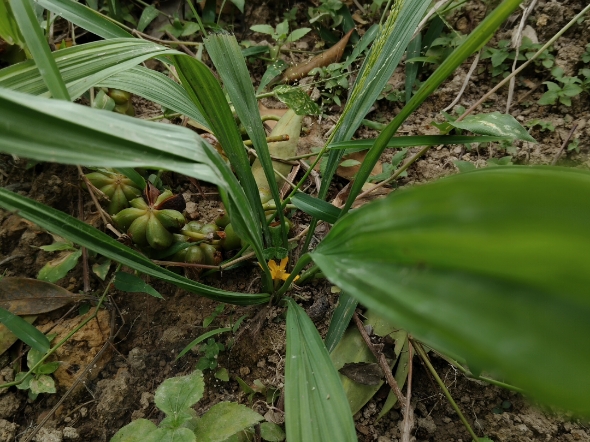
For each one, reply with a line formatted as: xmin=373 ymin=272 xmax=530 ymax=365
xmin=205 ymin=33 xmax=286 ymax=248
xmin=0 ymin=307 xmax=50 ymax=354
xmin=341 ymin=0 xmax=523 ymax=212
xmin=312 ymin=166 xmax=590 ymax=415
xmin=0 ymin=189 xmax=269 ymax=306
xmin=324 ymin=292 xmax=357 ymax=353
xmin=10 ymin=0 xmax=70 ymax=100
xmin=285 ymin=298 xmax=357 ymax=442
xmin=37 ymin=0 xmax=131 ymax=39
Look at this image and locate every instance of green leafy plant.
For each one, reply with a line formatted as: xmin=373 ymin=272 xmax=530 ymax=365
xmin=250 ymin=20 xmax=311 ymax=60
xmin=111 ymin=370 xmax=265 ymax=442
xmin=15 ymin=338 xmax=58 ymax=400
xmin=538 ymin=66 xmax=583 ymax=106
xmin=525 ymin=118 xmax=555 ymax=132
xmin=2 ymin=2 xmax=590 ymax=442
xmin=582 ymin=43 xmax=590 ymax=63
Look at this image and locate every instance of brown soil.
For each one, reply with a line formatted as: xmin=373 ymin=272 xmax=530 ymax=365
xmin=1 ymin=1 xmax=590 ymax=441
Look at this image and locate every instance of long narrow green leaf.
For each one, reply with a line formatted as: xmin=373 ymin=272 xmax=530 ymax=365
xmin=97 ymin=66 xmax=209 ymax=130
xmin=204 ymin=33 xmax=285 ymax=248
xmin=319 ymin=0 xmax=431 ymax=200
xmin=0 ymin=307 xmax=50 ymax=354
xmin=312 ymin=167 xmax=590 ymax=416
xmin=328 ymin=134 xmax=511 ymax=152
xmin=171 ymin=55 xmax=270 ymax=281
xmin=0 ymin=39 xmax=179 ymax=99
xmin=324 ymin=292 xmax=357 ymax=353
xmin=342 ymin=0 xmax=523 ymax=212
xmin=10 ymin=0 xmax=70 ymax=100
xmin=0 ymin=87 xmax=219 ymax=184
xmin=0 ymin=189 xmax=269 ymax=306
xmin=291 ymin=192 xmax=340 ymax=224
xmin=37 ymin=0 xmax=131 ymax=39
xmin=285 ymin=298 xmax=357 ymax=442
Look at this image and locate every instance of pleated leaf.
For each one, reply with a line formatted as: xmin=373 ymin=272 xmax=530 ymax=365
xmin=285 ymin=298 xmax=356 ymax=442
xmin=0 ymin=38 xmax=179 ymax=100
xmin=312 ymin=167 xmax=590 ymax=416
xmin=10 ymin=0 xmax=70 ymax=100
xmin=291 ymin=192 xmax=341 ymax=224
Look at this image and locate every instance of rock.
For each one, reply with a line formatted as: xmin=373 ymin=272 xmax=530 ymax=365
xmin=416 ymin=416 xmax=437 ymax=435
xmin=160 ymin=326 xmax=185 ymax=344
xmin=0 ymin=393 xmax=21 ymax=419
xmin=0 ymin=419 xmax=18 ymax=440
xmin=33 ymin=428 xmax=62 ymax=442
xmin=96 ymin=369 xmax=131 ymax=422
xmin=62 ymin=427 xmax=79 ymax=440
xmin=128 ymin=348 xmax=147 ymax=371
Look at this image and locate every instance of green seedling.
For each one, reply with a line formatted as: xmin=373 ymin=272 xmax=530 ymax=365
xmin=583 ymin=43 xmax=590 ymax=63
xmin=111 ymin=370 xmax=265 ymax=442
xmin=195 ymin=338 xmax=225 ymax=372
xmin=37 ymin=235 xmax=82 ymax=283
xmin=568 ymin=137 xmax=580 ymax=153
xmin=308 ymin=0 xmax=346 ymax=29
xmin=15 ymin=338 xmax=59 ymax=400
xmin=309 ymin=62 xmax=350 ymax=107
xmin=250 ymin=20 xmax=311 ymax=60
xmin=538 ymin=67 xmax=583 ymax=106
xmin=525 ymin=119 xmax=555 ymax=132
xmin=236 ymin=377 xmax=280 ymax=405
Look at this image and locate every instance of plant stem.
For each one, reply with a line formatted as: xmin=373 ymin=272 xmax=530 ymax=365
xmin=414 ymin=342 xmax=479 ymax=442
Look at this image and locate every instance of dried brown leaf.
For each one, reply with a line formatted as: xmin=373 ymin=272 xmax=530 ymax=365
xmin=0 ymin=278 xmax=84 ymax=315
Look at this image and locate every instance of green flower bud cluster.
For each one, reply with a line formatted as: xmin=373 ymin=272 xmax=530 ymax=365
xmin=170 ymin=222 xmax=223 ymax=265
xmin=84 ymin=170 xmax=142 ymax=215
xmin=112 ymin=186 xmax=186 ymax=250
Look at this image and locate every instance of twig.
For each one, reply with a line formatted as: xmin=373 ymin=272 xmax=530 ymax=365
xmin=506 ymin=0 xmax=538 ymax=113
xmin=413 ymin=341 xmax=479 ymax=442
xmin=401 ymin=341 xmax=414 ymax=442
xmin=442 ymin=51 xmax=481 ymax=112
xmin=551 ymin=124 xmax=578 ymax=166
xmin=165 ymin=30 xmax=196 ymax=57
xmin=352 ymin=313 xmax=407 ymax=408
xmin=412 ymin=0 xmax=454 ymax=39
xmin=461 ymin=3 xmax=590 ymax=121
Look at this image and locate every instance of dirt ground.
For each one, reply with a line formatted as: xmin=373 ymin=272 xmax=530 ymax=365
xmin=1 ymin=0 xmax=590 ymax=441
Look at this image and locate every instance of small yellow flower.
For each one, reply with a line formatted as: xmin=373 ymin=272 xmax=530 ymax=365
xmin=267 ymin=257 xmax=299 ymax=282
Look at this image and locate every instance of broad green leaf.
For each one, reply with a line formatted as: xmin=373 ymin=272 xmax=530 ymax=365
xmin=29 ymin=374 xmax=56 ymax=394
xmin=312 ymin=167 xmax=590 ymax=416
xmin=37 ymin=361 xmax=60 ymax=375
xmin=138 ymin=5 xmax=159 ymax=32
xmin=0 ymin=0 xmax=25 ymax=48
xmin=324 ymin=292 xmax=357 ymax=353
xmin=287 ymin=28 xmax=311 ymax=43
xmin=250 ymin=24 xmax=275 ymax=35
xmin=0 ymin=189 xmax=270 ymax=305
xmin=273 ymin=85 xmax=321 ymax=116
xmin=155 ymin=371 xmax=205 ymax=417
xmin=37 ymin=249 xmax=82 ymax=283
xmin=114 ymin=272 xmax=163 ymax=299
xmin=229 ymin=0 xmax=244 ymax=13
xmin=145 ymin=428 xmax=195 ymax=442
xmin=0 ymin=39 xmax=180 ymax=100
xmin=37 ymin=0 xmax=131 ymax=39
xmin=10 ymin=0 xmax=70 ymax=100
xmin=0 ymin=307 xmax=49 ymax=353
xmin=194 ymin=402 xmax=263 ymax=442
xmin=447 ymin=112 xmax=535 ymax=142
xmin=98 ymin=66 xmax=209 ymax=130
xmin=112 ymin=419 xmax=158 ymax=442
xmin=291 ymin=192 xmax=340 ymax=224
xmin=339 ymin=159 xmax=360 ymax=167
xmin=257 ymin=59 xmax=288 ymax=94
xmin=259 ymin=422 xmax=285 ymax=441
xmin=341 ymin=0 xmax=524 ymax=212
xmin=453 ymin=160 xmax=476 ymax=172
xmin=204 ymin=34 xmax=283 ymax=248
xmin=285 ymin=298 xmax=356 ymax=442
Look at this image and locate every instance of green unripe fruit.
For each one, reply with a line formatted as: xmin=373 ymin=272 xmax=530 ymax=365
xmin=214 ymin=213 xmax=230 ymax=229
xmin=185 ymin=245 xmax=205 ymax=264
xmin=107 ymin=89 xmax=132 ymax=105
xmin=146 ymin=215 xmax=174 ymax=250
xmin=84 ymin=170 xmax=142 ymax=215
xmin=220 ymin=223 xmax=242 ymax=251
xmin=200 ymin=243 xmax=222 ymax=266
xmin=200 ymin=223 xmax=219 ymax=236
xmin=183 ymin=221 xmax=204 ymax=233
xmin=127 ymin=214 xmax=149 ymax=247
